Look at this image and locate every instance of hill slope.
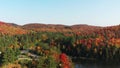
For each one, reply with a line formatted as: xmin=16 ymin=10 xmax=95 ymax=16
xmin=22 ymin=23 xmax=102 ymax=33
xmin=0 ymin=21 xmax=27 ymax=35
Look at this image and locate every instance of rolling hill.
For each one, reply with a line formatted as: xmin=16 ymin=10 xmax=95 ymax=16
xmin=0 ymin=21 xmax=119 ymax=36
xmin=22 ymin=23 xmax=102 ymax=33
xmin=0 ymin=21 xmax=27 ymax=35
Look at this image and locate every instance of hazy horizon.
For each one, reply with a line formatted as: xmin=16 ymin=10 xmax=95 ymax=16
xmin=0 ymin=0 xmax=120 ymax=26
xmin=0 ymin=20 xmax=119 ymax=27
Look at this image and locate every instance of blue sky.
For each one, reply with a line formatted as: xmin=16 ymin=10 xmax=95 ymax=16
xmin=0 ymin=0 xmax=120 ymax=26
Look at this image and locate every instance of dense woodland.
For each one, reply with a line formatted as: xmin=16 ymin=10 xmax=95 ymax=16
xmin=0 ymin=21 xmax=120 ymax=68
xmin=0 ymin=32 xmax=73 ymax=68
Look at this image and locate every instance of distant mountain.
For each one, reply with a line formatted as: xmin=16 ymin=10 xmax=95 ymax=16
xmin=22 ymin=23 xmax=102 ymax=33
xmin=0 ymin=21 xmax=27 ymax=35
xmin=71 ymin=24 xmax=102 ymax=33
xmin=22 ymin=23 xmax=120 ymax=38
xmin=22 ymin=23 xmax=72 ymax=32
xmin=7 ymin=23 xmax=20 ymax=27
xmin=0 ymin=21 xmax=119 ymax=35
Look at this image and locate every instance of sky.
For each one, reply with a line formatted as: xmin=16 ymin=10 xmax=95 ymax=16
xmin=0 ymin=0 xmax=120 ymax=26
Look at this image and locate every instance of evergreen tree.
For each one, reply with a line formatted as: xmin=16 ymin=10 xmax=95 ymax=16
xmin=2 ymin=48 xmax=17 ymax=64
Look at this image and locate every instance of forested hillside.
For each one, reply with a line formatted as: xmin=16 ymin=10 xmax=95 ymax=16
xmin=0 ymin=21 xmax=27 ymax=35
xmin=0 ymin=21 xmax=119 ymax=68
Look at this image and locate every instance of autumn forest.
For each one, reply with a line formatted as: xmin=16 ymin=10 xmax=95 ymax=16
xmin=0 ymin=21 xmax=120 ymax=68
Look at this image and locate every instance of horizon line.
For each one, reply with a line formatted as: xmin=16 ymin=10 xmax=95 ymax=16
xmin=0 ymin=20 xmax=119 ymax=27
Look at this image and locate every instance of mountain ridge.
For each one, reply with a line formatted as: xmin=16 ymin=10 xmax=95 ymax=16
xmin=0 ymin=21 xmax=119 ymax=35
xmin=0 ymin=21 xmax=27 ymax=35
